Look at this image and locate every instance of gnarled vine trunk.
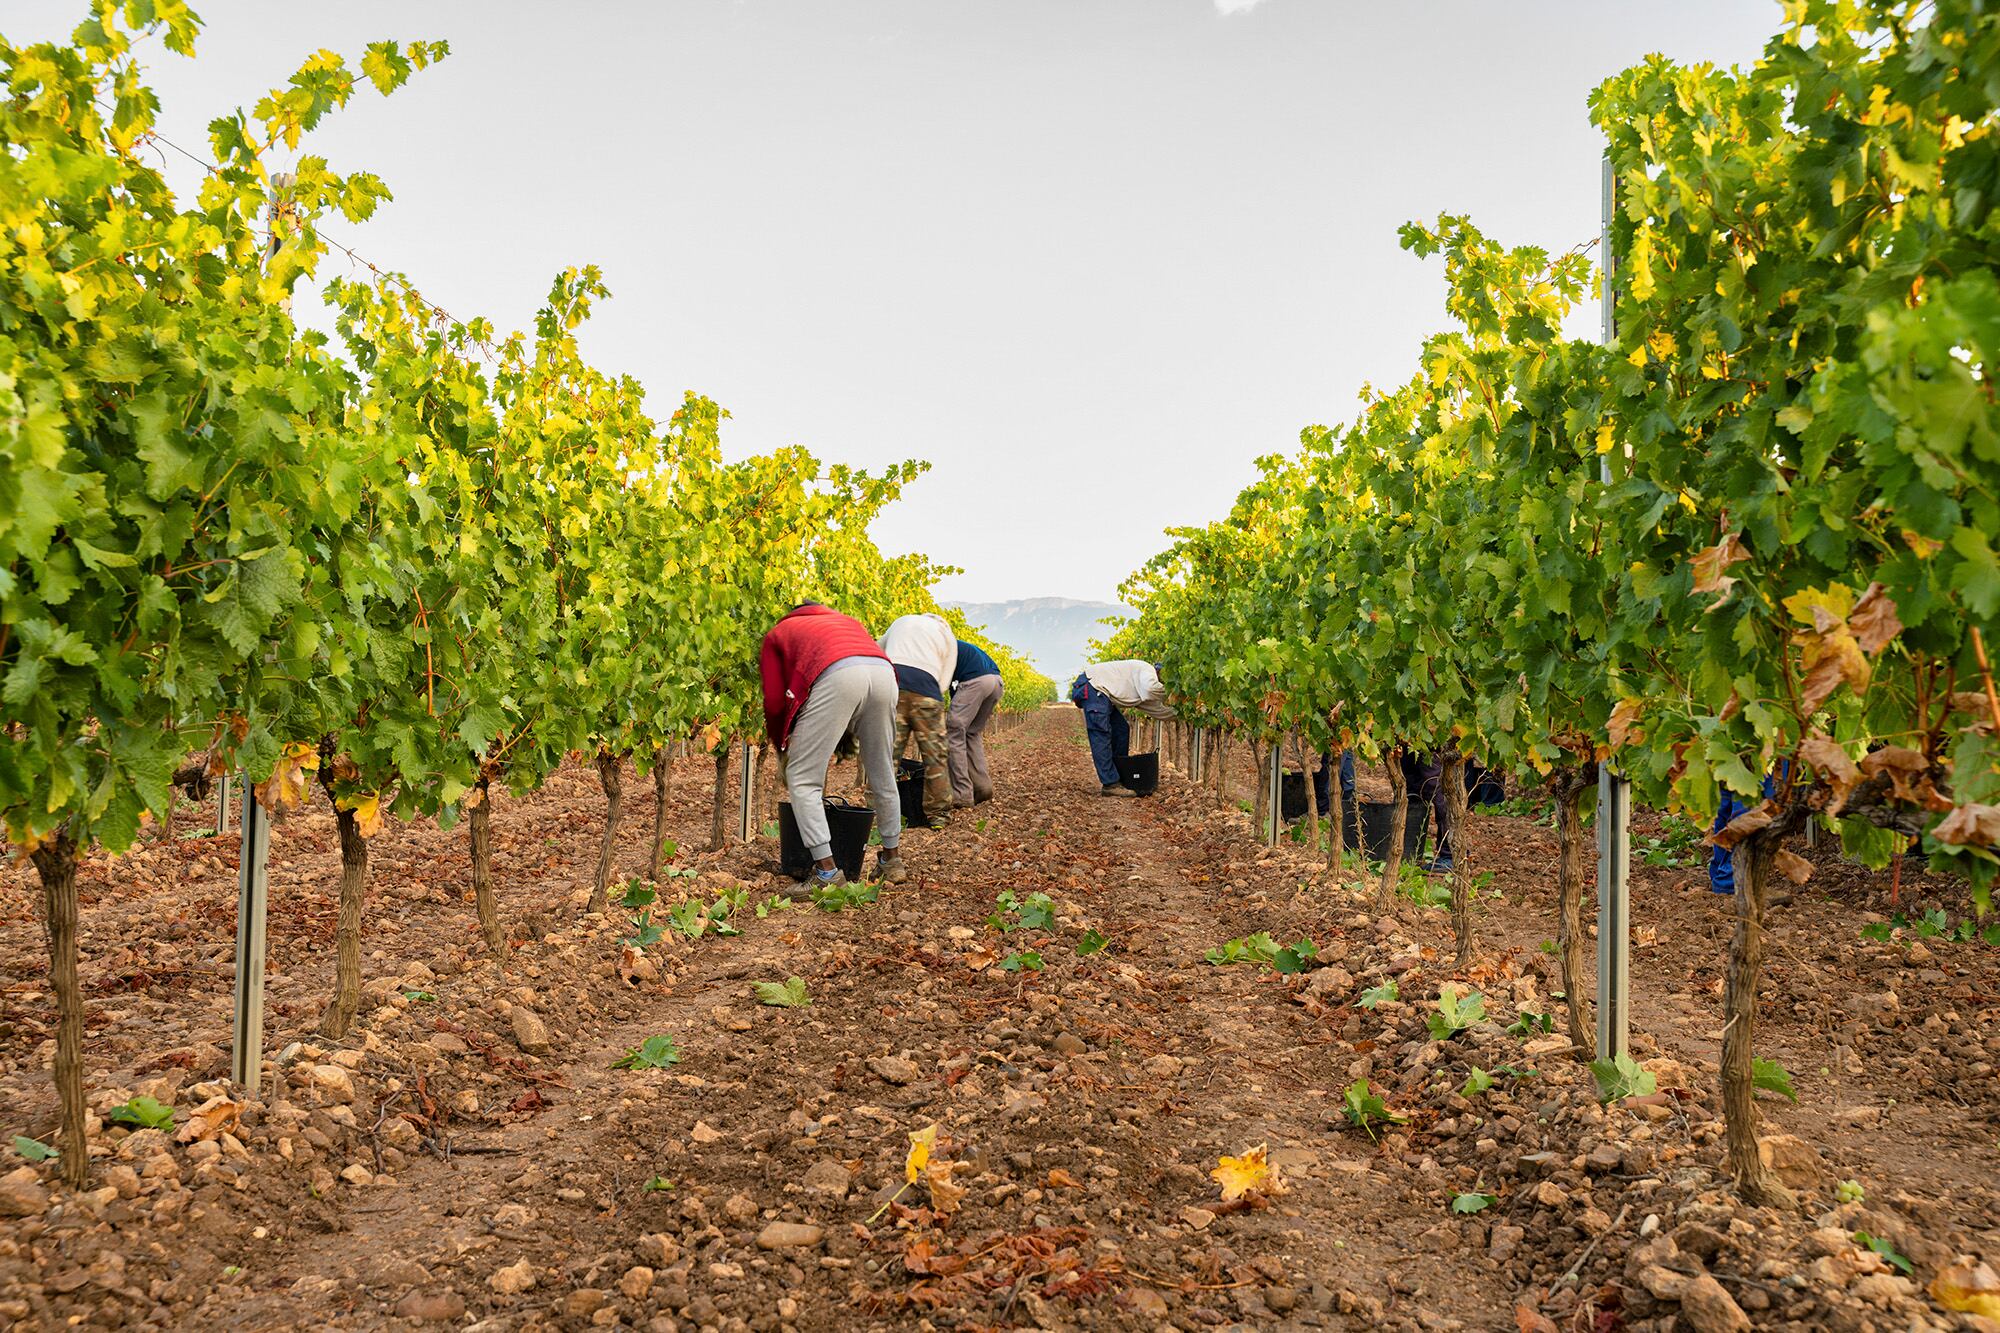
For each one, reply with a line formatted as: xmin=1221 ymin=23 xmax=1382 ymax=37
xmin=1212 ymin=733 xmax=1229 ymax=809
xmin=31 ymin=831 xmax=87 ymax=1189
xmin=647 ymin=746 xmax=673 ymax=880
xmin=590 ymin=750 xmax=623 ymax=914
xmin=1295 ymin=732 xmax=1319 ymax=856
xmin=1443 ymin=754 xmax=1475 ymax=968
xmin=1551 ymin=764 xmax=1595 ymax=1058
xmin=320 ymin=794 xmax=368 ymax=1039
xmin=469 ymin=775 xmax=504 ymax=956
xmin=1722 ymin=808 xmax=1806 ymax=1206
xmin=709 ymin=745 xmax=730 ymax=851
xmin=1377 ymin=749 xmax=1410 ymax=910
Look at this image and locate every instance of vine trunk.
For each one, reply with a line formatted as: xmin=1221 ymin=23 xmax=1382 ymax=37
xmin=469 ymin=775 xmax=504 ymax=955
xmin=31 ymin=831 xmax=86 ymax=1189
xmin=590 ymin=750 xmax=623 ymax=914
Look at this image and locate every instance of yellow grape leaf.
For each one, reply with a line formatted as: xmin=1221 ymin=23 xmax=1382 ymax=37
xmin=1900 ymin=530 xmax=1941 ymax=559
xmin=1211 ymin=1144 xmax=1284 ymax=1201
xmin=1932 ymin=1259 xmax=2000 ymax=1317
xmin=1594 ymin=423 xmax=1615 ymax=455
xmin=1781 ymin=582 xmax=1857 ymax=631
xmin=340 ymin=792 xmax=385 ymax=838
xmin=256 ymin=741 xmax=321 ymax=812
xmin=699 ymin=722 xmax=723 ymax=754
xmin=904 ymin=1123 xmax=938 ymax=1184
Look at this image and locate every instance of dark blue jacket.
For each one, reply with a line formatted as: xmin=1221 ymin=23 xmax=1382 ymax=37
xmin=893 ymin=664 xmax=942 ymax=700
xmin=952 ymin=641 xmax=999 ymax=688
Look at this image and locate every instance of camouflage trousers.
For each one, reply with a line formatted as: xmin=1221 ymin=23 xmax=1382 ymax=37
xmin=894 ymin=691 xmax=952 ymax=826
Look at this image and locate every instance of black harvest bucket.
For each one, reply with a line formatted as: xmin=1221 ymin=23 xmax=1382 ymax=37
xmin=1117 ymin=752 xmax=1160 ymax=795
xmin=896 ymin=757 xmax=927 ymax=827
xmin=1358 ymin=798 xmax=1427 ymax=863
xmin=778 ymin=799 xmax=873 ymax=881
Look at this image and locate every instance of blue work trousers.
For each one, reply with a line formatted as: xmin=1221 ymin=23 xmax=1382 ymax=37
xmin=1070 ymin=673 xmax=1129 ymax=785
xmin=1312 ymin=752 xmax=1358 ymax=815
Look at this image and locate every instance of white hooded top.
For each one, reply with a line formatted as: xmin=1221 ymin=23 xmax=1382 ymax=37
xmin=1084 ymin=659 xmax=1175 ymax=718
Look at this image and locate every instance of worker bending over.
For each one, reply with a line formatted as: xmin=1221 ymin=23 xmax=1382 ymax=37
xmin=758 ymin=604 xmax=905 ymax=888
xmin=1070 ymin=659 xmax=1174 ymax=796
xmin=947 ymin=639 xmax=1005 ymax=807
xmin=879 ymin=612 xmax=956 ymax=827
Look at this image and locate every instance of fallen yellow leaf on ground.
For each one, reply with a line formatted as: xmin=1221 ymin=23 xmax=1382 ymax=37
xmin=905 ymin=1123 xmax=938 ymax=1184
xmin=1932 ymin=1259 xmax=2000 ymax=1317
xmin=1211 ymin=1144 xmax=1285 ymax=1201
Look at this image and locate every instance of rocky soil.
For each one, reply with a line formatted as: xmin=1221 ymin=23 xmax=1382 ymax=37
xmin=0 ymin=709 xmax=1995 ymax=1331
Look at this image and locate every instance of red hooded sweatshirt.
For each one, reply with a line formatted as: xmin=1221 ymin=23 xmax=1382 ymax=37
xmin=758 ymin=604 xmax=890 ymax=750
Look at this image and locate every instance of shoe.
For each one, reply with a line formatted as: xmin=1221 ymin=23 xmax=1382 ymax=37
xmin=927 ymin=814 xmax=952 ymax=831
xmin=972 ymin=789 xmax=994 ymax=805
xmin=877 ymin=853 xmax=909 ymax=885
xmin=788 ymin=868 xmax=844 ymax=900
xmin=952 ymin=799 xmax=975 ymax=810
xmin=1100 ymin=784 xmax=1138 ymax=798
xmin=1421 ymin=856 xmax=1454 ymax=874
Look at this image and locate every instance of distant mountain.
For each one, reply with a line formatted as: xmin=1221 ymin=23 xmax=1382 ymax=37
xmin=947 ymin=597 xmax=1133 ymax=687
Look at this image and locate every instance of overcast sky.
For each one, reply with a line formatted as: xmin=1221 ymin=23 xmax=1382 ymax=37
xmin=13 ymin=1 xmax=1779 ymax=603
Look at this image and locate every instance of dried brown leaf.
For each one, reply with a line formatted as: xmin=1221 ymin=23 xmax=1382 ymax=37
xmin=175 ymin=1095 xmax=244 ymax=1144
xmin=1712 ymin=801 xmax=1775 ymax=850
xmin=1932 ymin=802 xmax=2000 ymax=848
xmin=1773 ymin=849 xmax=1813 ymax=884
xmin=1606 ymin=698 xmax=1644 ymax=750
xmin=1848 ymin=583 xmax=1903 ymax=655
xmin=1859 ymin=746 xmax=1933 ymax=805
xmin=1798 ymin=733 xmax=1861 ymax=812
xmin=1691 ymin=532 xmax=1751 ymax=596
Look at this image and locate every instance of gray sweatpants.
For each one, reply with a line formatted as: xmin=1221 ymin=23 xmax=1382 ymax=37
xmin=947 ymin=674 xmax=1003 ymax=804
xmin=783 ymin=657 xmax=901 ymax=860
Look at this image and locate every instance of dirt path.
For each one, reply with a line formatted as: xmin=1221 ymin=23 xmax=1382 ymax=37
xmin=170 ymin=711 xmax=1501 ymax=1331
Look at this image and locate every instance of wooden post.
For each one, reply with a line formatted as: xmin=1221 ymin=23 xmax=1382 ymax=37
xmin=738 ymin=738 xmax=755 ymax=842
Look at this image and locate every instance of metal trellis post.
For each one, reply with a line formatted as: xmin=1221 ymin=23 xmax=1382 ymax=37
xmin=738 ymin=740 xmax=756 ymax=842
xmin=1596 ymin=151 xmax=1632 ymax=1063
xmin=230 ymin=782 xmax=270 ymax=1091
xmin=1265 ymin=743 xmax=1283 ymax=846
xmin=216 ymin=773 xmax=231 ymax=837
